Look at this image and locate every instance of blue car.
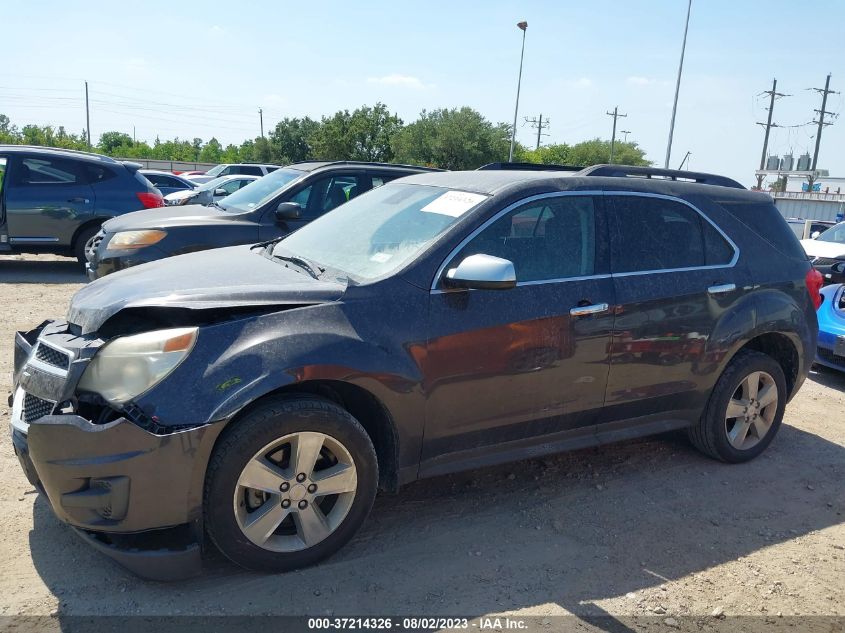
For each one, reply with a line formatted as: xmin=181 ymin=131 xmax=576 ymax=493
xmin=816 ymin=283 xmax=845 ymax=371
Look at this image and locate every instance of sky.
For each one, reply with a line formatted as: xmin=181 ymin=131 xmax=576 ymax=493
xmin=1 ymin=0 xmax=843 ymax=186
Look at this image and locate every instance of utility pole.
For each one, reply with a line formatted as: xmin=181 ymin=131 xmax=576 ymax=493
xmin=259 ymin=108 xmax=264 ymax=138
xmin=755 ymin=78 xmax=787 ymax=189
xmin=606 ymin=106 xmax=627 ymax=164
xmin=84 ymin=81 xmax=91 ymax=148
xmin=810 ymin=74 xmax=837 ymax=172
xmin=524 ymin=114 xmax=550 ymax=150
xmin=620 ymin=129 xmax=631 ymax=142
xmin=665 ymin=0 xmax=693 ymax=168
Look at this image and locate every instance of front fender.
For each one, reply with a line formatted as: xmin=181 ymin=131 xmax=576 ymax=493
xmin=133 ymin=300 xmax=427 ymax=466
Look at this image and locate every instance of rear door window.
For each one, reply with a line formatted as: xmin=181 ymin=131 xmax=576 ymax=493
xmin=16 ymin=157 xmax=81 ymax=185
xmin=237 ymin=165 xmax=263 ymax=176
xmin=608 ymin=195 xmax=734 ymax=273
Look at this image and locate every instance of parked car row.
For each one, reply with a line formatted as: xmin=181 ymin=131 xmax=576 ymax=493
xmin=85 ymin=160 xmax=437 ymax=279
xmin=0 ymin=146 xmax=283 ymax=264
xmin=8 ymin=158 xmax=822 ymax=580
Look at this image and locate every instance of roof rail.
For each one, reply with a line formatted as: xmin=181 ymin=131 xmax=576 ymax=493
xmin=0 ymin=144 xmax=117 ymax=162
xmin=287 ymin=160 xmax=443 ymax=172
xmin=477 ymin=162 xmax=581 ymax=172
xmin=578 ymin=164 xmax=745 ymax=189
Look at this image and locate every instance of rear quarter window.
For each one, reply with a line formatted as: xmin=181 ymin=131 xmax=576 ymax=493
xmin=716 ymin=200 xmax=808 ymax=260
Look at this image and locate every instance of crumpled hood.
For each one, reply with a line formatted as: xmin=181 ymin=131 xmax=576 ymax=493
xmin=801 ymin=239 xmax=845 ymax=259
xmin=68 ymin=245 xmax=346 ymax=334
xmin=103 ymin=204 xmax=243 ymax=232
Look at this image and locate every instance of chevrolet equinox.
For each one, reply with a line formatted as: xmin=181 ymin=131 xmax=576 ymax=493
xmin=10 ymin=165 xmax=820 ymax=579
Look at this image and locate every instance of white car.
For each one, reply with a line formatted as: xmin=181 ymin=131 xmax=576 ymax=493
xmin=187 ymin=163 xmax=279 ymax=184
xmin=801 ymin=221 xmax=845 ymax=284
xmin=164 ymin=175 xmax=259 ymax=206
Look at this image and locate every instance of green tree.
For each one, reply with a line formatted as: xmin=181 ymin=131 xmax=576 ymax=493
xmin=311 ymin=104 xmax=402 ymax=161
xmin=253 ymin=136 xmax=274 ymax=163
xmin=98 ymin=131 xmax=134 ymax=154
xmin=269 ymin=117 xmax=319 ymax=163
xmin=221 ymin=144 xmax=241 ymax=163
xmin=392 ymin=107 xmax=510 ymax=169
xmin=521 ymin=138 xmax=650 ymax=167
xmin=199 ymin=137 xmax=223 ymax=163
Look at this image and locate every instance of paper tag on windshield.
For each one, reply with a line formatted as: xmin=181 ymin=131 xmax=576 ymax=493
xmin=421 ymin=191 xmax=487 ymax=217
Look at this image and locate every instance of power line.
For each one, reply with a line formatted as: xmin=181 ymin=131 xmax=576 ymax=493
xmin=606 ymin=106 xmax=627 ymax=164
xmin=524 ymin=114 xmax=550 ymax=150
xmin=809 ymin=73 xmax=838 ymax=173
xmin=755 ymin=78 xmax=788 ymax=189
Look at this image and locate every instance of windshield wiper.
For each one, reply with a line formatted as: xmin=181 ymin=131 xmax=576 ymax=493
xmin=272 ymin=253 xmax=325 ymax=279
xmin=250 ymin=236 xmax=284 ymax=251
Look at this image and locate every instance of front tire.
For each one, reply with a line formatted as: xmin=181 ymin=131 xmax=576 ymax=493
xmin=74 ymin=225 xmax=100 ymax=266
xmin=204 ymin=397 xmax=378 ymax=572
xmin=689 ymin=350 xmax=787 ymax=463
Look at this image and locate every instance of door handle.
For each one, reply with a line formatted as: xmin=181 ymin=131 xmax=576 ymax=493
xmin=570 ymin=302 xmax=609 ymax=317
xmin=68 ymin=197 xmax=90 ymax=203
xmin=707 ymin=283 xmax=736 ymax=296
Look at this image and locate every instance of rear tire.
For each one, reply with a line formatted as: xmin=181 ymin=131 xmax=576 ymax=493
xmin=74 ymin=225 xmax=100 ymax=266
xmin=204 ymin=397 xmax=378 ymax=572
xmin=689 ymin=350 xmax=787 ymax=463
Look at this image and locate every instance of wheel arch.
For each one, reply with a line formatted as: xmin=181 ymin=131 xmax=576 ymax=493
xmin=215 ymin=380 xmax=402 ymax=493
xmin=70 ymin=217 xmax=109 ymax=249
xmin=737 ymin=332 xmax=800 ymax=398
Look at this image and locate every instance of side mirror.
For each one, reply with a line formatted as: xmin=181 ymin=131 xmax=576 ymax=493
xmin=811 ymin=231 xmax=821 ymax=239
xmin=214 ymin=188 xmax=227 ymax=197
xmin=443 ymin=254 xmax=516 ymax=290
xmin=275 ymin=202 xmax=302 ymax=222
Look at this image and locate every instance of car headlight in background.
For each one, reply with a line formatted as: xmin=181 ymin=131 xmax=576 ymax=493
xmin=106 ymin=229 xmax=167 ymax=250
xmin=78 ymin=327 xmax=198 ymax=405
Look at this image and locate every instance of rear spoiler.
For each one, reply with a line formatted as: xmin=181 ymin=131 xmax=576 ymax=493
xmin=121 ymin=161 xmax=143 ymax=173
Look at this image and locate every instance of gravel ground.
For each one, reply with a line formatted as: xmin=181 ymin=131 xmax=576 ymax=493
xmin=0 ymin=254 xmax=843 ymax=630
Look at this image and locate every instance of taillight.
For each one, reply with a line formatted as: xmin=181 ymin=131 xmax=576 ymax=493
xmin=136 ymin=192 xmax=165 ymax=208
xmin=805 ymin=267 xmax=823 ymax=310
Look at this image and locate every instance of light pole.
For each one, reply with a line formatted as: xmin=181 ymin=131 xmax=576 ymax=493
xmin=664 ymin=0 xmax=692 ymax=169
xmin=508 ymin=21 xmax=528 ymax=163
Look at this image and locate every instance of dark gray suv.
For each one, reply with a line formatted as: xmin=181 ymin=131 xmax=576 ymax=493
xmin=0 ymin=146 xmax=164 ymax=263
xmin=10 ymin=165 xmax=821 ymax=579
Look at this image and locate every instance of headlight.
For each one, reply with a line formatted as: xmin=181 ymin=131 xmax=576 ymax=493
xmin=78 ymin=327 xmax=197 ymax=405
xmin=107 ymin=229 xmax=167 ymax=250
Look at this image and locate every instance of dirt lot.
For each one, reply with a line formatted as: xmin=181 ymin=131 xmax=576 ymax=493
xmin=0 ymin=254 xmax=843 ymax=629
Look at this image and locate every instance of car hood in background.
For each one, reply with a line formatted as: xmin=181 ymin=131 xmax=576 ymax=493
xmin=801 ymin=239 xmax=845 ymax=259
xmin=164 ymin=189 xmax=199 ymax=204
xmin=103 ymin=204 xmax=248 ymax=232
xmin=67 ymin=245 xmax=346 ymax=334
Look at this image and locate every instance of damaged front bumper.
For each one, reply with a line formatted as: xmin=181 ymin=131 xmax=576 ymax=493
xmin=10 ymin=321 xmax=224 ymax=581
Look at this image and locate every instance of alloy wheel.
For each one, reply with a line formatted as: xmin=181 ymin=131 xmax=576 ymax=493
xmin=233 ymin=431 xmax=358 ymax=552
xmin=724 ymin=370 xmax=779 ymax=450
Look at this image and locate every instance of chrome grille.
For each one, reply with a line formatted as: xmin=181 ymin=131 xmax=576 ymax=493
xmin=23 ymin=393 xmax=54 ymax=423
xmin=34 ymin=343 xmax=70 ymax=370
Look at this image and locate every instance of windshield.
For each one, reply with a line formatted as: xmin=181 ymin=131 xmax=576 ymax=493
xmin=218 ymin=167 xmax=305 ymax=213
xmin=198 ymin=176 xmax=230 ymax=192
xmin=815 ymin=222 xmax=845 ymax=243
xmin=272 ymin=183 xmax=489 ymax=282
xmin=204 ymin=164 xmax=226 ymax=178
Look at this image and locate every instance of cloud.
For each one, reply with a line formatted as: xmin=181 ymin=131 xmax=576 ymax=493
xmin=208 ymin=24 xmax=225 ymax=35
xmin=627 ymin=76 xmax=657 ymax=86
xmin=366 ymin=74 xmax=433 ymax=89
